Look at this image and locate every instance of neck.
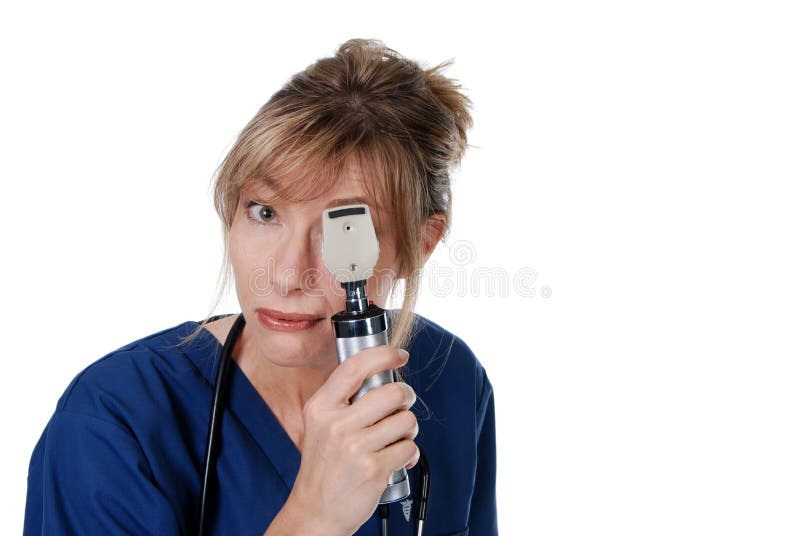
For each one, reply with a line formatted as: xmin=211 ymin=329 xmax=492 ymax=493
xmin=232 ymin=324 xmax=339 ymax=413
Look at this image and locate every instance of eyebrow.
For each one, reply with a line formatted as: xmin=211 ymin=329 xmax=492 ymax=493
xmin=244 ymin=187 xmax=377 ymax=212
xmin=325 ymin=197 xmax=373 ymax=209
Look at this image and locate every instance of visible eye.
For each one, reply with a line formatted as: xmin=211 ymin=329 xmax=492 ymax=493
xmin=245 ymin=201 xmax=279 ymax=225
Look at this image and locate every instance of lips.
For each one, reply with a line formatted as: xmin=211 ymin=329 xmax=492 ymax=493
xmin=256 ymin=308 xmax=325 ymax=321
xmin=256 ymin=308 xmax=326 ymax=332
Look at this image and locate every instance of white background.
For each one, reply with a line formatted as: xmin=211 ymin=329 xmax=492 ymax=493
xmin=2 ymin=1 xmax=798 ymax=534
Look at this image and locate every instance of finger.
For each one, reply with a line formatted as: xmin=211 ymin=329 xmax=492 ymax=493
xmin=377 ymin=438 xmax=419 ymax=475
xmin=315 ymin=346 xmax=409 ymax=408
xmin=361 ymin=410 xmax=418 ymax=452
xmin=349 ymin=382 xmax=416 ymax=429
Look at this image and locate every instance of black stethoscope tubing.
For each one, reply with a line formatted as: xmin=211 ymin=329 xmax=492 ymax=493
xmin=198 ymin=312 xmax=246 ymax=535
xmin=197 ymin=313 xmax=429 ymax=536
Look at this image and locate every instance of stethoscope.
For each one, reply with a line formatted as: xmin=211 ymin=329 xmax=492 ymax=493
xmin=197 ymin=313 xmax=431 ymax=536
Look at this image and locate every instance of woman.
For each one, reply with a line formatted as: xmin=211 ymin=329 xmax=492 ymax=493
xmin=24 ymin=38 xmax=497 ymax=535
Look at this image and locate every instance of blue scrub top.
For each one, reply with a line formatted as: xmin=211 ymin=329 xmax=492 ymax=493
xmin=24 ymin=312 xmax=497 ymax=535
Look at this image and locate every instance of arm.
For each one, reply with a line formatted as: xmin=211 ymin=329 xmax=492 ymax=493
xmin=468 ymin=368 xmax=499 ymax=534
xmin=25 ymin=410 xmax=348 ymax=536
xmin=25 ymin=410 xmax=183 ymax=535
xmin=263 ymin=496 xmax=335 ymax=536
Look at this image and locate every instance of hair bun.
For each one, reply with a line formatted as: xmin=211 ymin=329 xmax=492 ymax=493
xmin=424 ymin=59 xmax=474 ymax=170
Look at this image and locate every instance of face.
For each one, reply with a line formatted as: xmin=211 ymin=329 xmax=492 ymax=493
xmin=229 ymin=160 xmax=401 ymax=370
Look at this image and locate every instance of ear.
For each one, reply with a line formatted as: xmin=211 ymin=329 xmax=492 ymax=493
xmin=388 ymin=215 xmax=447 ymax=281
xmin=420 ymin=214 xmax=447 ymax=262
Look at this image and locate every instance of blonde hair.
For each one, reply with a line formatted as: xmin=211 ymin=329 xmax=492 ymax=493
xmin=180 ymin=38 xmax=472 ymax=355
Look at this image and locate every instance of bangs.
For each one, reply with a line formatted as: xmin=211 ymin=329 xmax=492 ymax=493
xmin=236 ymin=117 xmax=399 ymax=218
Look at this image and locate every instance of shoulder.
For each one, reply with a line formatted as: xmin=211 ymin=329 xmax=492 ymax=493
xmin=400 ymin=310 xmax=492 ymax=406
xmin=405 ymin=310 xmax=486 ymax=375
xmin=53 ymin=319 xmax=217 ymax=424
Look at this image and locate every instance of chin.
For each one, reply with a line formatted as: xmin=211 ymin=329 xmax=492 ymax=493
xmin=258 ymin=334 xmax=337 ymax=368
xmin=270 ymin=351 xmax=338 ymax=370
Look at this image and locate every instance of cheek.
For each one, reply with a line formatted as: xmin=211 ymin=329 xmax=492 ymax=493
xmin=229 ymin=232 xmax=251 ymax=274
xmin=325 ymin=293 xmax=343 ymax=315
xmin=230 ymin=224 xmax=272 ymax=263
xmin=320 ymin=274 xmax=347 ymax=306
xmin=229 ymin=229 xmax=274 ymax=297
xmin=375 ymin=235 xmax=400 ymax=276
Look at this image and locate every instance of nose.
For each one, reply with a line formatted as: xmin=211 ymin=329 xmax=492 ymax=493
xmin=270 ymin=225 xmax=326 ymax=296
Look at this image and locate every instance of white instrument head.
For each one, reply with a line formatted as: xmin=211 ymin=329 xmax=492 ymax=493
xmin=321 ymin=204 xmax=380 ymax=284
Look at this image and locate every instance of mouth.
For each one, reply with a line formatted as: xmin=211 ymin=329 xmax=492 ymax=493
xmin=256 ymin=308 xmax=326 ymax=332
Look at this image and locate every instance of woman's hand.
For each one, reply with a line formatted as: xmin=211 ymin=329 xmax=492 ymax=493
xmin=279 ymin=346 xmax=419 ymax=536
